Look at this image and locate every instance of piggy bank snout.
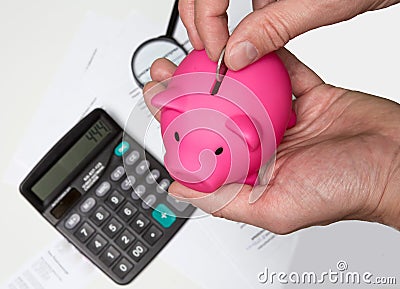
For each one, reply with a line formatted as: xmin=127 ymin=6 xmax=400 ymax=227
xmin=165 ymin=148 xmax=216 ymax=182
xmin=163 ymin=129 xmax=231 ymax=193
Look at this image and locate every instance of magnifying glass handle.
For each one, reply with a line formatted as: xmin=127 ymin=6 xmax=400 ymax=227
xmin=166 ymin=0 xmax=179 ymax=38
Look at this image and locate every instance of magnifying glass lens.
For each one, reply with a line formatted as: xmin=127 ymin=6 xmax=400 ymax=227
xmin=132 ymin=38 xmax=187 ymax=88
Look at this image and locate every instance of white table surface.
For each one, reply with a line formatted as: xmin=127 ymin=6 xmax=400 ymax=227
xmin=1 ymin=1 xmax=400 ymax=288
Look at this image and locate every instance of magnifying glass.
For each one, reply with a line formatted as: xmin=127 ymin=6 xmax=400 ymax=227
xmin=131 ymin=0 xmax=188 ymax=88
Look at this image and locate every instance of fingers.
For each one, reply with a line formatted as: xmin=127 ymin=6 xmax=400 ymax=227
xmin=149 ymin=58 xmax=176 ymax=83
xmin=179 ymin=0 xmax=230 ymax=60
xmin=180 ymin=0 xmax=392 ymax=71
xmin=194 ymin=0 xmax=230 ymax=61
xmin=179 ymin=0 xmax=276 ymax=61
xmin=224 ymin=0 xmax=310 ymax=70
xmin=180 ymin=0 xmax=276 ymax=61
xmin=275 ymin=48 xmax=324 ymax=98
xmin=178 ymin=0 xmax=204 ymax=50
xmin=143 ymin=58 xmax=177 ymax=121
xmin=225 ymin=0 xmax=367 ymax=70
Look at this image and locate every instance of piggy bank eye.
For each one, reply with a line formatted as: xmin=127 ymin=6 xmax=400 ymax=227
xmin=174 ymin=132 xmax=180 ymax=142
xmin=215 ymin=147 xmax=223 ymax=155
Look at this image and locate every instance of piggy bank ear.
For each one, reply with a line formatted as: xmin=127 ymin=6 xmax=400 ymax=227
xmin=225 ymin=115 xmax=260 ymax=151
xmin=151 ymin=90 xmax=185 ymax=113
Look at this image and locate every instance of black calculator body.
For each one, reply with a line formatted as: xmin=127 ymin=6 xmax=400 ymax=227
xmin=20 ymin=108 xmax=195 ymax=285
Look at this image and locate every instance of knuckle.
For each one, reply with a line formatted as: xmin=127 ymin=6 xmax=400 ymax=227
xmin=258 ymin=11 xmax=292 ymax=51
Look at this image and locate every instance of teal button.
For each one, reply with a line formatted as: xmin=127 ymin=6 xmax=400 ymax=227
xmin=152 ymin=204 xmax=176 ymax=228
xmin=114 ymin=141 xmax=130 ymax=157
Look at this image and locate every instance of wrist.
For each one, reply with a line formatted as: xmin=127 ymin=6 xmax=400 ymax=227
xmin=378 ymin=152 xmax=400 ymax=230
xmin=368 ymin=100 xmax=400 ymax=230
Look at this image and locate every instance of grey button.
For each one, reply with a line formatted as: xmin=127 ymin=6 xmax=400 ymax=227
xmin=142 ymin=194 xmax=157 ymax=210
xmin=135 ymin=160 xmax=150 ymax=175
xmin=156 ymin=179 xmax=170 ymax=194
xmin=65 ymin=213 xmax=81 ymax=229
xmin=95 ymin=181 xmax=111 ymax=197
xmin=167 ymin=195 xmax=190 ymax=212
xmin=121 ymin=175 xmax=136 ymax=191
xmin=125 ymin=150 xmax=140 ymax=166
xmin=80 ymin=197 xmax=96 ymax=213
xmin=131 ymin=185 xmax=146 ymax=200
xmin=145 ymin=169 xmax=160 ymax=184
xmin=111 ymin=166 xmax=125 ymax=181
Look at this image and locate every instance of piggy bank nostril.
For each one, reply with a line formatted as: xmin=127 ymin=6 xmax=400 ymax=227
xmin=174 ymin=132 xmax=180 ymax=142
xmin=215 ymin=147 xmax=223 ymax=155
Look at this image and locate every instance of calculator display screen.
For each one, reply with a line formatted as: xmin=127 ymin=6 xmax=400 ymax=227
xmin=32 ymin=119 xmax=112 ymax=201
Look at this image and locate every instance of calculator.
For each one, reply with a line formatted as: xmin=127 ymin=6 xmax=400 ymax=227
xmin=19 ymin=108 xmax=195 ymax=285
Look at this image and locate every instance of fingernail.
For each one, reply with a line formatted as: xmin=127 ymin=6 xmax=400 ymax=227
xmin=205 ymin=47 xmax=211 ymax=58
xmin=205 ymin=47 xmax=217 ymax=61
xmin=228 ymin=41 xmax=258 ymax=70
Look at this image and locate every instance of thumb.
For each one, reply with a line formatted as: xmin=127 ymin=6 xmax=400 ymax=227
xmin=225 ymin=0 xmax=358 ymax=70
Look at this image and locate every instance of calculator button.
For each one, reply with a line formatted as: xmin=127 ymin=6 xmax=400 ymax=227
xmin=65 ymin=213 xmax=81 ymax=230
xmin=131 ymin=185 xmax=146 ymax=200
xmin=116 ymin=230 xmax=136 ymax=250
xmin=113 ymin=258 xmax=133 ymax=279
xmin=152 ymin=204 xmax=176 ymax=228
xmin=103 ymin=218 xmax=123 ymax=238
xmin=129 ymin=241 xmax=148 ymax=262
xmin=90 ymin=206 xmax=110 ymax=226
xmin=80 ymin=197 xmax=96 ymax=213
xmin=114 ymin=141 xmax=130 ymax=157
xmin=118 ymin=202 xmax=138 ymax=222
xmin=131 ymin=213 xmax=150 ymax=234
xmin=135 ymin=160 xmax=150 ymax=175
xmin=106 ymin=190 xmax=125 ymax=210
xmin=145 ymin=169 xmax=160 ymax=184
xmin=142 ymin=194 xmax=157 ymax=210
xmin=111 ymin=166 xmax=125 ymax=182
xmin=167 ymin=195 xmax=190 ymax=212
xmin=143 ymin=225 xmax=163 ymax=246
xmin=125 ymin=150 xmax=140 ymax=166
xmin=88 ymin=234 xmax=108 ymax=255
xmin=121 ymin=175 xmax=136 ymax=191
xmin=100 ymin=246 xmax=120 ymax=267
xmin=156 ymin=178 xmax=170 ymax=194
xmin=95 ymin=181 xmax=111 ymax=197
xmin=74 ymin=222 xmax=95 ymax=243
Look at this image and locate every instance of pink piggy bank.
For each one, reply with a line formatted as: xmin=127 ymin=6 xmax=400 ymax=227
xmin=151 ymin=50 xmax=295 ymax=193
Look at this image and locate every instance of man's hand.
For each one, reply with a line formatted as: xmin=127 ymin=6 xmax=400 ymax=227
xmin=143 ymin=50 xmax=400 ymax=233
xmin=178 ymin=0 xmax=400 ymax=70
